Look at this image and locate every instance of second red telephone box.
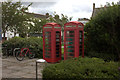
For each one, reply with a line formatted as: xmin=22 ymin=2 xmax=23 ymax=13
xmin=43 ymin=23 xmax=61 ymax=63
xmin=64 ymin=21 xmax=84 ymax=60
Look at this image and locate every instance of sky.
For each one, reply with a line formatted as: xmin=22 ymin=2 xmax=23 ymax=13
xmin=2 ymin=0 xmax=120 ymax=21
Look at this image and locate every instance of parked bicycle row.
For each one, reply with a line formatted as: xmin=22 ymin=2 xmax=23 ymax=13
xmin=2 ymin=45 xmax=35 ymax=61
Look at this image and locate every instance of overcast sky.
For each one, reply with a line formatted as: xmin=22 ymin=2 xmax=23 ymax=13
xmin=4 ymin=0 xmax=119 ymax=21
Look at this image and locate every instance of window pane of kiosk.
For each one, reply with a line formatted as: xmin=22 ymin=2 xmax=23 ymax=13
xmin=56 ymin=31 xmax=60 ymax=57
xmin=44 ymin=32 xmax=51 ymax=58
xmin=79 ymin=31 xmax=83 ymax=56
xmin=78 ymin=25 xmax=83 ymax=28
xmin=66 ymin=31 xmax=75 ymax=59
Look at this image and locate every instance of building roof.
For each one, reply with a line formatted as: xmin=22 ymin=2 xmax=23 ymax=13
xmin=24 ymin=12 xmax=49 ymax=19
xmin=92 ymin=2 xmax=120 ymax=18
xmin=78 ymin=18 xmax=89 ymax=21
xmin=91 ymin=3 xmax=104 ymax=18
xmin=92 ymin=8 xmax=105 ymax=18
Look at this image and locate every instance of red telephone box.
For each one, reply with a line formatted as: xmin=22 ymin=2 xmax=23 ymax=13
xmin=43 ymin=23 xmax=61 ymax=63
xmin=64 ymin=21 xmax=84 ymax=60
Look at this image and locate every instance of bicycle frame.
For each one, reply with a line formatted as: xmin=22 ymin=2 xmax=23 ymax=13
xmin=20 ymin=48 xmax=32 ymax=56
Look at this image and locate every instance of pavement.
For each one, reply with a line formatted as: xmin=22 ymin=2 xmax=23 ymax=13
xmin=2 ymin=56 xmax=46 ymax=79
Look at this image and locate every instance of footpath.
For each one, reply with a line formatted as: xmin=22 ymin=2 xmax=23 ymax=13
xmin=2 ymin=57 xmax=45 ymax=79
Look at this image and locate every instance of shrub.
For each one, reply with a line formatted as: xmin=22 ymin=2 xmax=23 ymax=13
xmin=42 ymin=57 xmax=119 ymax=79
xmin=85 ymin=51 xmax=119 ymax=62
xmin=2 ymin=37 xmax=43 ymax=58
xmin=24 ymin=37 xmax=43 ymax=58
xmin=84 ymin=3 xmax=120 ymax=61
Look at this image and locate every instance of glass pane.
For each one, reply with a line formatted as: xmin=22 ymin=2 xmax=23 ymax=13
xmin=45 ymin=55 xmax=50 ymax=58
xmin=79 ymin=31 xmax=83 ymax=56
xmin=65 ymin=31 xmax=75 ymax=59
xmin=56 ymin=55 xmax=59 ymax=57
xmin=44 ymin=31 xmax=51 ymax=58
xmin=66 ymin=38 xmax=74 ymax=41
xmin=69 ymin=53 xmax=74 ymax=56
xmin=80 ymin=42 xmax=82 ymax=44
xmin=80 ymin=45 xmax=82 ymax=48
xmin=66 ymin=46 xmax=74 ymax=48
xmin=78 ymin=25 xmax=82 ymax=28
xmin=67 ymin=49 xmax=74 ymax=52
xmin=56 ymin=31 xmax=60 ymax=58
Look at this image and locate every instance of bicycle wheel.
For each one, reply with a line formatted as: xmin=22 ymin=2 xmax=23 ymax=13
xmin=28 ymin=52 xmax=35 ymax=59
xmin=16 ymin=51 xmax=24 ymax=61
xmin=13 ymin=48 xmax=20 ymax=57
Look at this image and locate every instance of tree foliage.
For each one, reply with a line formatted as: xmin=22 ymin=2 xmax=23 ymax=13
xmin=47 ymin=12 xmax=72 ymax=27
xmin=2 ymin=1 xmax=72 ymax=38
xmin=2 ymin=1 xmax=32 ymax=38
xmin=85 ymin=3 xmax=120 ymax=61
xmin=46 ymin=12 xmax=72 ymax=41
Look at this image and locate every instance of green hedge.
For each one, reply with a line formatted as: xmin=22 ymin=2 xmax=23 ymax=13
xmin=42 ymin=57 xmax=119 ymax=79
xmin=85 ymin=51 xmax=119 ymax=62
xmin=2 ymin=37 xmax=43 ymax=58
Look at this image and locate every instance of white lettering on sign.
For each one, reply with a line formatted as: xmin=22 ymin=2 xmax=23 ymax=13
xmin=66 ymin=25 xmax=76 ymax=27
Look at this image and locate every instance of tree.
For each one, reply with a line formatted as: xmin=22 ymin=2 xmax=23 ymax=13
xmin=85 ymin=3 xmax=120 ymax=61
xmin=2 ymin=1 xmax=32 ymax=38
xmin=26 ymin=12 xmax=72 ymax=36
xmin=27 ymin=18 xmax=48 ymax=34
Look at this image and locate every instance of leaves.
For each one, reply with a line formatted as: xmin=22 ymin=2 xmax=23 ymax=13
xmin=42 ymin=57 xmax=119 ymax=78
xmin=84 ymin=3 xmax=120 ymax=61
xmin=2 ymin=1 xmax=72 ymax=38
xmin=2 ymin=1 xmax=32 ymax=37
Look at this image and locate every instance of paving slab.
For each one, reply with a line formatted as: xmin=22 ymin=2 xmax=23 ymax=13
xmin=2 ymin=56 xmax=46 ymax=79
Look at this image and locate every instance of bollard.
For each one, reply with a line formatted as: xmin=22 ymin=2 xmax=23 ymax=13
xmin=36 ymin=59 xmax=46 ymax=80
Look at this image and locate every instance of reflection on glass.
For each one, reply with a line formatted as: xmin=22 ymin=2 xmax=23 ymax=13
xmin=66 ymin=38 xmax=74 ymax=41
xmin=56 ymin=35 xmax=60 ymax=38
xmin=67 ymin=49 xmax=74 ymax=52
xmin=45 ymin=31 xmax=51 ymax=58
xmin=66 ymin=46 xmax=74 ymax=48
xmin=56 ymin=39 xmax=60 ymax=41
xmin=65 ymin=31 xmax=75 ymax=59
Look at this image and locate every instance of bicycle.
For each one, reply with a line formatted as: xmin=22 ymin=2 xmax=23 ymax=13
xmin=15 ymin=48 xmax=35 ymax=61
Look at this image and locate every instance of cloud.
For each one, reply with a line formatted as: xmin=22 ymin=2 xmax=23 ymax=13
xmin=21 ymin=0 xmax=119 ymax=21
xmin=1 ymin=0 xmax=58 ymax=2
xmin=23 ymin=2 xmax=56 ymax=8
xmin=28 ymin=6 xmax=54 ymax=15
xmin=27 ymin=2 xmax=55 ymax=15
xmin=49 ymin=0 xmax=93 ymax=20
